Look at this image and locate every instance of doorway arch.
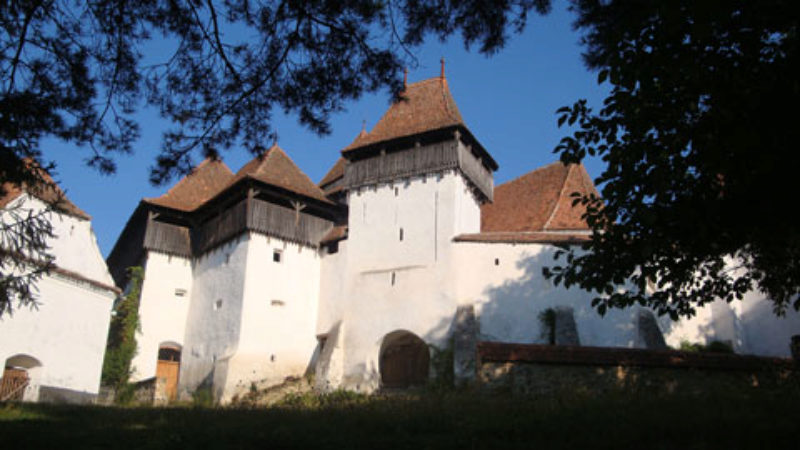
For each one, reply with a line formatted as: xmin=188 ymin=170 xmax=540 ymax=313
xmin=2 ymin=354 xmax=42 ymax=402
xmin=379 ymin=331 xmax=430 ymax=388
xmin=156 ymin=343 xmax=181 ymax=402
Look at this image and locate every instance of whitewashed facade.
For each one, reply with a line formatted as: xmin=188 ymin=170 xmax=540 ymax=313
xmin=1 ymin=190 xmax=117 ymax=403
xmin=109 ymin=74 xmax=800 ymax=401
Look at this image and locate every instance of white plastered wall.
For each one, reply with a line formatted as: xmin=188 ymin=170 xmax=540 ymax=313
xmin=179 ymin=235 xmax=249 ymax=399
xmin=129 ymin=250 xmax=193 ymax=381
xmin=1 ymin=194 xmax=114 ymax=399
xmin=453 ymin=242 xmax=639 ymax=347
xmin=332 ymin=171 xmax=481 ymax=392
xmin=222 ymin=234 xmax=322 ymax=400
xmin=0 ymin=276 xmax=114 ymax=397
xmin=2 ymin=194 xmax=113 ymax=285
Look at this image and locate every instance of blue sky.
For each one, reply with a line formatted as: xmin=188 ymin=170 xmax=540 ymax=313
xmin=41 ymin=1 xmax=608 ymax=257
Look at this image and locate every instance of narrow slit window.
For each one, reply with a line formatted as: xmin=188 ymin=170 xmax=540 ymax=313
xmin=214 ymin=299 xmax=223 ymax=310
xmin=399 ymin=228 xmax=404 ymax=241
xmin=174 ymin=288 xmax=187 ymax=297
xmin=271 ymin=299 xmax=285 ymax=307
xmin=494 ymin=258 xmax=500 ymax=266
xmin=391 ymin=272 xmax=396 ymax=286
xmin=273 ymin=249 xmax=282 ymax=263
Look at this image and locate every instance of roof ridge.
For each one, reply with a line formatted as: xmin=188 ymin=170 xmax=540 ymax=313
xmin=233 ymin=144 xmax=333 ymax=205
xmin=0 ymin=159 xmax=91 ymax=220
xmin=144 ymin=158 xmax=234 ymax=212
xmin=542 ymin=164 xmax=574 ymax=230
xmin=343 ymin=74 xmax=465 ymax=153
xmin=154 ymin=157 xmax=222 ymax=198
xmin=496 ymin=161 xmax=565 ymax=189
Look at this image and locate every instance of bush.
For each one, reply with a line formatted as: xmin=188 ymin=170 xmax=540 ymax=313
xmin=101 ymin=267 xmax=143 ymax=402
xmin=679 ymin=340 xmax=734 ymax=354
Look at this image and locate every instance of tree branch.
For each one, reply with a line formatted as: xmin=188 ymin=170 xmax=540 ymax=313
xmin=6 ymin=1 xmax=41 ymax=95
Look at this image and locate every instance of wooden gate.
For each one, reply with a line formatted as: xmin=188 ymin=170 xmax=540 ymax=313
xmin=1 ymin=368 xmax=29 ymax=401
xmin=380 ymin=333 xmax=430 ymax=388
xmin=156 ymin=346 xmax=181 ymax=401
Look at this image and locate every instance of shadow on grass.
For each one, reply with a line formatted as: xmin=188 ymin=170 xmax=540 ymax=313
xmin=1 ymin=390 xmax=798 ymax=449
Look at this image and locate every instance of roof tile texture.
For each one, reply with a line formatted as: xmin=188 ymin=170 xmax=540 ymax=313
xmin=233 ymin=144 xmax=333 ymax=204
xmin=144 ymin=158 xmax=234 ymax=212
xmin=481 ymin=162 xmax=598 ymax=233
xmin=343 ymin=77 xmax=464 ymax=152
xmin=1 ymin=162 xmax=90 ymax=220
xmin=319 ymin=157 xmax=346 ymax=188
xmin=454 ymin=232 xmax=590 ymax=244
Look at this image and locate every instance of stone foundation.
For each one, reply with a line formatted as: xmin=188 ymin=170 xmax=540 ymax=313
xmin=477 ymin=342 xmax=798 ymax=396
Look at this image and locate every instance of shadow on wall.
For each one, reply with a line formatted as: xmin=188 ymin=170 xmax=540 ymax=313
xmin=738 ymin=293 xmax=800 ymax=357
xmin=477 ymin=249 xmax=641 ymax=348
xmin=477 ymin=248 xmax=800 ymax=356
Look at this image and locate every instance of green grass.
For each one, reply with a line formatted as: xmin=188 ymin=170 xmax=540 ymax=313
xmin=1 ymin=390 xmax=798 ymax=449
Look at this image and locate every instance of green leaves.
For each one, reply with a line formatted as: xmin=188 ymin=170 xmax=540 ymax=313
xmin=546 ymin=1 xmax=800 ymax=319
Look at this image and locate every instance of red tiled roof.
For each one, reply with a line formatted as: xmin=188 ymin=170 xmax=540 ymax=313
xmin=144 ymin=158 xmax=234 ymax=212
xmin=233 ymin=144 xmax=333 ymax=204
xmin=319 ymin=157 xmax=347 ymax=188
xmin=481 ymin=162 xmax=599 ymax=233
xmin=0 ymin=160 xmax=90 ymax=220
xmin=343 ymin=77 xmax=464 ymax=152
xmin=453 ymin=231 xmax=591 ymax=244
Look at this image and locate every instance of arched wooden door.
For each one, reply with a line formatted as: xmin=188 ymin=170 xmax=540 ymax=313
xmin=1 ymin=354 xmax=41 ymax=402
xmin=379 ymin=331 xmax=430 ymax=388
xmin=1 ymin=367 xmax=29 ymax=401
xmin=156 ymin=345 xmax=181 ymax=401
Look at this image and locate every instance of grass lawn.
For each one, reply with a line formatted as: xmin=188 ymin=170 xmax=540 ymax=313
xmin=1 ymin=390 xmax=798 ymax=449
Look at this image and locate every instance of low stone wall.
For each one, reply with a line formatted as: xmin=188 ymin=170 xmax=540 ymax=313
xmin=38 ymin=386 xmax=97 ymax=404
xmin=477 ymin=342 xmax=798 ymax=396
xmin=132 ymin=377 xmax=169 ymax=405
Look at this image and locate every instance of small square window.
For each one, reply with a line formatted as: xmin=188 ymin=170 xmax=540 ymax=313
xmin=494 ymin=258 xmax=500 ymax=266
xmin=214 ymin=299 xmax=223 ymax=310
xmin=273 ymin=249 xmax=282 ymax=263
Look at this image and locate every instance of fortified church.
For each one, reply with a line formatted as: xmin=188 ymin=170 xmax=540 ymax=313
xmin=108 ymin=70 xmax=800 ymax=402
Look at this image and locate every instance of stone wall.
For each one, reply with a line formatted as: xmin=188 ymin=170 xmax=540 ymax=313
xmin=477 ymin=342 xmax=798 ymax=396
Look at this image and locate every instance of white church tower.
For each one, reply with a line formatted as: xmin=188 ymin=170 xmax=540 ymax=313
xmin=315 ymin=67 xmax=498 ymax=391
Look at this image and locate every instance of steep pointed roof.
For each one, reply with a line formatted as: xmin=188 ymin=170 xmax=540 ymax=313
xmin=319 ymin=129 xmax=366 ymax=191
xmin=233 ymin=144 xmax=333 ymax=204
xmin=144 ymin=158 xmax=234 ymax=212
xmin=319 ymin=157 xmax=346 ymax=189
xmin=481 ymin=162 xmax=599 ymax=233
xmin=343 ymin=77 xmax=465 ymax=152
xmin=0 ymin=159 xmax=90 ymax=220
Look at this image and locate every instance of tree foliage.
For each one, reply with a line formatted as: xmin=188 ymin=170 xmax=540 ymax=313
xmin=101 ymin=266 xmax=143 ymax=391
xmin=547 ymin=0 xmax=800 ymax=318
xmin=1 ymin=0 xmax=546 ymax=314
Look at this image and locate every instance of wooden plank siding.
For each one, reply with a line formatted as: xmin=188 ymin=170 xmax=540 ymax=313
xmin=191 ymin=199 xmax=247 ymax=255
xmin=247 ymin=199 xmax=333 ymax=248
xmin=106 ymin=206 xmax=150 ymax=286
xmin=343 ymin=138 xmax=493 ymax=201
xmin=457 ymin=142 xmax=494 ymax=202
xmin=144 ymin=219 xmax=192 ymax=257
xmin=141 ymin=195 xmax=334 ymax=259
